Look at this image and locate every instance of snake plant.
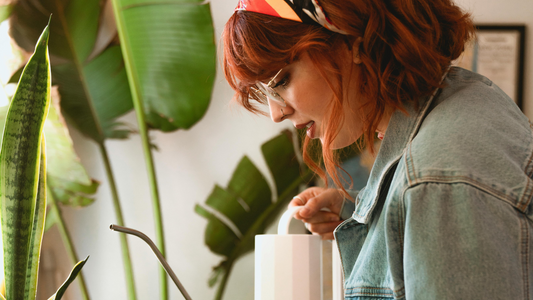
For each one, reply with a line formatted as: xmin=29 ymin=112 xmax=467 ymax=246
xmin=0 ymin=21 xmax=87 ymax=300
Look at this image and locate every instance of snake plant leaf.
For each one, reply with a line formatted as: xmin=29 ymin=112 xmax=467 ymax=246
xmin=0 ymin=22 xmax=50 ymax=300
xmin=25 ymin=140 xmax=48 ymax=300
xmin=0 ymin=4 xmax=13 ymax=23
xmin=47 ymin=256 xmax=89 ymax=300
xmin=9 ymin=0 xmax=134 ymax=141
xmin=197 ymin=131 xmax=313 ymax=297
xmin=1 ymin=98 xmax=99 ymax=209
xmin=111 ymin=0 xmax=216 ymax=131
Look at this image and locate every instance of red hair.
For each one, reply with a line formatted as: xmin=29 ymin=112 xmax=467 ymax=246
xmin=222 ymin=0 xmax=474 ymax=196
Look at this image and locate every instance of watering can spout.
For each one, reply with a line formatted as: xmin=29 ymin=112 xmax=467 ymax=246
xmin=110 ymin=224 xmax=193 ymax=300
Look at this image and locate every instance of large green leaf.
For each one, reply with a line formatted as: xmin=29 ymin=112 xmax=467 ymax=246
xmin=51 ymin=46 xmax=133 ymax=141
xmin=196 ymin=130 xmax=313 ymax=299
xmin=194 ymin=204 xmax=240 ymax=258
xmin=111 ymin=0 xmax=216 ymax=131
xmin=9 ymin=0 xmax=134 ymax=142
xmin=10 ymin=0 xmax=98 ymax=63
xmin=0 ymin=23 xmax=50 ymax=300
xmin=262 ymin=131 xmax=302 ymax=196
xmin=44 ymin=97 xmax=99 ymax=206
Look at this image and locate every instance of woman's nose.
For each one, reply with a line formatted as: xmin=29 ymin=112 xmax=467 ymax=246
xmin=268 ymin=99 xmax=293 ymax=123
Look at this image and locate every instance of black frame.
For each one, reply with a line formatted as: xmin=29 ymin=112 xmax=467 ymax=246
xmin=470 ymin=25 xmax=526 ymax=109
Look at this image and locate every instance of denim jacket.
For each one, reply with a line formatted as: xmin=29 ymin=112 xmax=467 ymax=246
xmin=334 ymin=67 xmax=533 ymax=300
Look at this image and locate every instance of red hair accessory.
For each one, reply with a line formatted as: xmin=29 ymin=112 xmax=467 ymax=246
xmin=235 ymin=0 xmax=347 ymax=34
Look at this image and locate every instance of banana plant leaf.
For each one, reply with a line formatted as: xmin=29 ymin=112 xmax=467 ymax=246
xmin=196 ymin=130 xmax=314 ymax=299
xmin=43 ymin=97 xmax=100 ymax=206
xmin=0 ymin=22 xmax=51 ymax=300
xmin=10 ymin=0 xmax=216 ymax=135
xmin=110 ymin=0 xmax=216 ymax=131
xmin=9 ymin=0 xmax=134 ymax=142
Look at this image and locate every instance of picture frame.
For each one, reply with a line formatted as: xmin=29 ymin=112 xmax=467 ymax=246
xmin=453 ymin=25 xmax=526 ymax=109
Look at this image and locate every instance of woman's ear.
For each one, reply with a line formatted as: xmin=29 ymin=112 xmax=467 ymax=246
xmin=352 ymin=37 xmax=363 ymax=64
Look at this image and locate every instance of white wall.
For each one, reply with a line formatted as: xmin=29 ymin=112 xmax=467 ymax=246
xmin=54 ymin=0 xmax=533 ymax=299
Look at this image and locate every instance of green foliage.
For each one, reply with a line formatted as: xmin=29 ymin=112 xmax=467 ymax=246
xmin=0 ymin=96 xmax=100 ymax=211
xmin=47 ymin=257 xmax=89 ymax=300
xmin=43 ymin=99 xmax=99 ymax=206
xmin=0 ymin=22 xmax=87 ymax=300
xmin=9 ymin=0 xmax=133 ymax=142
xmin=110 ymin=0 xmax=217 ymax=298
xmin=111 ymin=0 xmax=216 ymax=131
xmin=10 ymin=0 xmax=216 ymax=135
xmin=196 ymin=130 xmax=313 ymax=299
xmin=0 ymin=22 xmax=51 ymax=300
xmin=9 ymin=1 xmax=217 ymax=299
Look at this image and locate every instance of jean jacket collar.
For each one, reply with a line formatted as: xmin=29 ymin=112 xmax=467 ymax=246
xmin=352 ymin=88 xmax=441 ymax=224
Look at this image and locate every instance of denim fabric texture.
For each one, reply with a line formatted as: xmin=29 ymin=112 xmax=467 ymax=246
xmin=334 ymin=67 xmax=533 ymax=300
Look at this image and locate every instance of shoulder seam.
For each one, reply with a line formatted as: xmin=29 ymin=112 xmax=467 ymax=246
xmin=402 ymin=178 xmax=527 ymax=213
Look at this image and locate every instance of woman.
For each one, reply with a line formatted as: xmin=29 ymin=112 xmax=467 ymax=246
xmin=223 ymin=0 xmax=533 ymax=299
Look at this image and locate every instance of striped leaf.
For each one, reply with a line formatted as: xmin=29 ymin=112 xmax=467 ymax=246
xmin=0 ymin=22 xmax=51 ymax=300
xmin=47 ymin=256 xmax=89 ymax=300
xmin=25 ymin=140 xmax=47 ymax=300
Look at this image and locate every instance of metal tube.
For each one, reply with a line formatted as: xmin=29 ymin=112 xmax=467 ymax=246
xmin=110 ymin=224 xmax=192 ymax=300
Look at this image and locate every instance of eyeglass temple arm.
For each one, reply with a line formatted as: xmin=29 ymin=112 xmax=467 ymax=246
xmin=110 ymin=224 xmax=193 ymax=300
xmin=267 ymin=68 xmax=284 ymax=88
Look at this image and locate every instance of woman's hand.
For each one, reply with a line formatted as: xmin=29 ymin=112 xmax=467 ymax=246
xmin=289 ymin=187 xmax=345 ymax=240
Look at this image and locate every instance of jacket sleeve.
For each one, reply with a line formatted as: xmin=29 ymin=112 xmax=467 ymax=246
xmin=400 ymin=182 xmax=531 ymax=300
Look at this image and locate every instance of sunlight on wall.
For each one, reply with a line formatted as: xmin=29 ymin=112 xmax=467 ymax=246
xmin=0 ymin=19 xmax=23 ymax=107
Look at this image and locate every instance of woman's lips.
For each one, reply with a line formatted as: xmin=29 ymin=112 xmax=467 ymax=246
xmin=306 ymin=121 xmax=315 ymax=139
xmin=295 ymin=121 xmax=316 ymax=139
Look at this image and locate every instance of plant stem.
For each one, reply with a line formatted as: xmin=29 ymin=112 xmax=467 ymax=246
xmin=139 ymin=134 xmax=168 ymax=300
xmin=214 ymin=260 xmax=235 ymax=300
xmin=110 ymin=0 xmax=168 ymax=298
xmin=48 ymin=193 xmax=90 ymax=300
xmin=100 ymin=144 xmax=138 ymax=300
xmin=130 ymin=101 xmax=168 ymax=300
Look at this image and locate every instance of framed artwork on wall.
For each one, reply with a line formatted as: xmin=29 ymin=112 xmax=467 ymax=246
xmin=453 ymin=25 xmax=526 ymax=109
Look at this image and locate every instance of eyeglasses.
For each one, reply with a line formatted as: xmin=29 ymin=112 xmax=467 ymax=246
xmin=249 ymin=69 xmax=286 ymax=107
